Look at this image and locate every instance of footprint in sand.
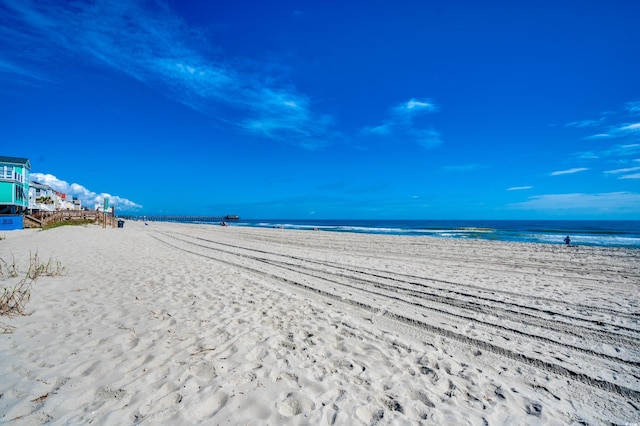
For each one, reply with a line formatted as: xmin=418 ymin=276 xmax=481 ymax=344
xmin=408 ymin=389 xmax=436 ymax=408
xmin=95 ymin=386 xmax=127 ymax=402
xmin=277 ymin=392 xmax=316 ymax=417
xmin=188 ymin=361 xmax=217 ymax=380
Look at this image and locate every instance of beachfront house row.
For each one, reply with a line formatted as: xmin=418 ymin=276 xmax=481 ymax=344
xmin=56 ymin=192 xmax=80 ymax=211
xmin=29 ymin=181 xmax=81 ymax=212
xmin=29 ymin=180 xmax=56 ymax=212
xmin=0 ymin=155 xmax=31 ymax=215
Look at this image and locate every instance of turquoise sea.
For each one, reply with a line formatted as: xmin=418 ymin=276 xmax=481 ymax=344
xmin=231 ymin=219 xmax=640 ymax=249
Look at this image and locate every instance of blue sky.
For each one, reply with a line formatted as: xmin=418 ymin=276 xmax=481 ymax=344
xmin=1 ymin=0 xmax=639 ymax=219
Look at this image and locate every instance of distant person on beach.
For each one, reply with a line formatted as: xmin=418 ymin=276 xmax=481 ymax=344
xmin=564 ymin=236 xmax=571 ymax=245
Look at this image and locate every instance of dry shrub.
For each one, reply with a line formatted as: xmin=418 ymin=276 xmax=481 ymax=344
xmin=0 ymin=252 xmax=66 ymax=319
xmin=1 ymin=279 xmax=32 ymax=317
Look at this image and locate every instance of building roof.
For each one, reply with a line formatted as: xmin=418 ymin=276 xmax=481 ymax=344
xmin=30 ymin=180 xmax=51 ymax=190
xmin=0 ymin=156 xmax=31 ymax=169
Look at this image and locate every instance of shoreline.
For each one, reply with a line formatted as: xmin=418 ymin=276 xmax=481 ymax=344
xmin=1 ymin=222 xmax=639 ymax=424
xmin=189 ymin=218 xmax=640 ymax=249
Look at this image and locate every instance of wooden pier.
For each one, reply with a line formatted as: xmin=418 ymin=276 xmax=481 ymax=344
xmin=119 ymin=215 xmax=240 ymax=223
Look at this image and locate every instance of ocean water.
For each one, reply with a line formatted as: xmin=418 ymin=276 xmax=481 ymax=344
xmin=230 ymin=219 xmax=640 ymax=249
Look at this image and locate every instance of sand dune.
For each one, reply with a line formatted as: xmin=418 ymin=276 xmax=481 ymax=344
xmin=1 ymin=222 xmax=638 ymax=424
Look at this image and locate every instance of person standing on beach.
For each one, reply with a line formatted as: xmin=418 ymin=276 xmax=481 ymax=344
xmin=564 ymin=236 xmax=571 ymax=245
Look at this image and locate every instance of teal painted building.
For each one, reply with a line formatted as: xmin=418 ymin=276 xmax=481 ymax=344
xmin=0 ymin=156 xmax=31 ymax=215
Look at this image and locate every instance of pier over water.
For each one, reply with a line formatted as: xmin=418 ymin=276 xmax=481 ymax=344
xmin=120 ymin=215 xmax=239 ymax=223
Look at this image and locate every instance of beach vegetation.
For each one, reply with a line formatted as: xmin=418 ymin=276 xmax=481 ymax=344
xmin=25 ymin=251 xmax=67 ymax=279
xmin=0 ymin=255 xmax=20 ymax=278
xmin=1 ymin=279 xmax=32 ymax=319
xmin=43 ymin=219 xmax=95 ymax=230
xmin=0 ymin=251 xmax=66 ymax=321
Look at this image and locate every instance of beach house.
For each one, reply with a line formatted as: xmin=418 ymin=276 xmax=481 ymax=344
xmin=0 ymin=156 xmax=31 ymax=215
xmin=0 ymin=156 xmax=31 ymax=230
xmin=29 ymin=180 xmax=56 ymax=212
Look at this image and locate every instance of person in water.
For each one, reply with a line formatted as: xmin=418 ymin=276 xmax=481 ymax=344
xmin=564 ymin=236 xmax=571 ymax=245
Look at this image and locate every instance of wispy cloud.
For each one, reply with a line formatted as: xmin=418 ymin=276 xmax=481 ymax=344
xmin=626 ymin=100 xmax=640 ymax=115
xmin=549 ymin=168 xmax=588 ymax=176
xmin=442 ymin=164 xmax=488 ymax=172
xmin=413 ymin=129 xmax=443 ymax=149
xmin=565 ymin=118 xmax=605 ymax=128
xmin=617 ymin=123 xmax=640 ymax=132
xmin=240 ymin=89 xmax=337 ymax=149
xmin=0 ymin=0 xmax=336 ymax=149
xmin=604 ymin=166 xmax=640 ymax=175
xmin=360 ymin=98 xmax=442 ymax=149
xmin=510 ymin=192 xmax=640 ymax=213
xmin=572 ymin=100 xmax=640 ymax=141
xmin=575 ymin=151 xmax=600 ymax=160
xmin=585 ymin=122 xmax=640 ymax=140
xmin=584 ymin=133 xmax=611 ymax=140
xmin=0 ymin=59 xmax=50 ymax=83
xmin=31 ymin=173 xmax=142 ymax=211
xmin=507 ymin=186 xmax=533 ymax=191
xmin=574 ymin=143 xmax=640 ymax=161
xmin=604 ymin=166 xmax=640 ymax=180
xmin=392 ymin=98 xmax=438 ymax=118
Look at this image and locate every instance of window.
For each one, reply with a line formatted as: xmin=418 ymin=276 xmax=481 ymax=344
xmin=0 ymin=166 xmax=13 ymax=180
xmin=15 ymin=185 xmax=26 ymax=201
xmin=0 ymin=166 xmax=23 ymax=182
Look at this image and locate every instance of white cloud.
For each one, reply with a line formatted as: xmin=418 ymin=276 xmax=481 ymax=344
xmin=584 ymin=133 xmax=611 ymax=139
xmin=574 ymin=144 xmax=640 ymax=162
xmin=618 ymin=122 xmax=640 ymax=132
xmin=575 ymin=151 xmax=600 ymax=159
xmin=362 ymin=124 xmax=393 ymax=136
xmin=31 ymin=173 xmax=142 ymax=211
xmin=604 ymin=166 xmax=640 ymax=180
xmin=1 ymin=1 xmax=336 ymax=149
xmin=572 ymin=101 xmax=640 ymax=141
xmin=442 ymin=164 xmax=487 ymax=172
xmin=627 ymin=100 xmax=640 ymax=115
xmin=549 ymin=168 xmax=588 ymax=176
xmin=565 ymin=118 xmax=605 ymax=128
xmin=360 ymin=98 xmax=442 ymax=149
xmin=239 ymin=88 xmax=337 ymax=148
xmin=0 ymin=58 xmax=49 ymax=82
xmin=393 ymin=98 xmax=438 ymax=116
xmin=618 ymin=173 xmax=640 ymax=179
xmin=510 ymin=192 xmax=640 ymax=213
xmin=507 ymin=186 xmax=533 ymax=191
xmin=414 ymin=129 xmax=443 ymax=149
xmin=586 ymin=123 xmax=640 ymax=140
xmin=604 ymin=166 xmax=640 ymax=175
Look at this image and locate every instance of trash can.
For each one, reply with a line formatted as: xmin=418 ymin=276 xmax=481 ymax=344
xmin=117 ymin=220 xmax=124 ymax=228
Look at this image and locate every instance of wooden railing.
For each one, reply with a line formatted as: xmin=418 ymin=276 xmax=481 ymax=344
xmin=25 ymin=210 xmax=117 ymax=228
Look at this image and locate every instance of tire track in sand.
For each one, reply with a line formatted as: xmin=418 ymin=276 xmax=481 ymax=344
xmin=149 ymin=229 xmax=640 ymax=405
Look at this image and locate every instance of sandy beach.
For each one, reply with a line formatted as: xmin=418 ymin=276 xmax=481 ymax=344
xmin=1 ymin=221 xmax=639 ymax=425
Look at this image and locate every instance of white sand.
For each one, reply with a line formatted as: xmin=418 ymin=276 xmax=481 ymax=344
xmin=1 ymin=221 xmax=639 ymax=425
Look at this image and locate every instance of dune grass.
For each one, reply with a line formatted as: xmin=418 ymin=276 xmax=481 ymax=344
xmin=1 ymin=252 xmax=66 ymax=324
xmin=43 ymin=219 xmax=95 ymax=230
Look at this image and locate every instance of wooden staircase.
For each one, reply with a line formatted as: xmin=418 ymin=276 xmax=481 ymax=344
xmin=24 ymin=215 xmax=43 ymax=228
